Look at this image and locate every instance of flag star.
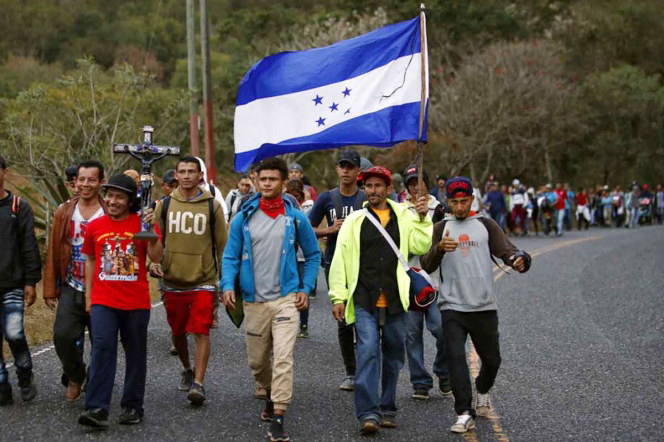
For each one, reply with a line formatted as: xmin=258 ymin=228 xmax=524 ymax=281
xmin=316 ymin=117 xmax=326 ymax=127
xmin=344 ymin=108 xmax=351 ymax=115
xmin=329 ymin=102 xmax=339 ymax=112
xmin=313 ymin=95 xmax=323 ymax=105
xmin=342 ymin=87 xmax=351 ymax=97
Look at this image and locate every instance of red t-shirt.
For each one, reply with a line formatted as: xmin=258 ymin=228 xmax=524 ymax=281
xmin=554 ymin=189 xmax=567 ymax=210
xmin=82 ymin=214 xmax=159 ymax=310
xmin=576 ymin=193 xmax=587 ymax=206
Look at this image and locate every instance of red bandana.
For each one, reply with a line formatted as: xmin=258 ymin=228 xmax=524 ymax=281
xmin=259 ymin=196 xmax=285 ymax=219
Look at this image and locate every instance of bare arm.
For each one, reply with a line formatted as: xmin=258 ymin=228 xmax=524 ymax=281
xmin=84 ymin=256 xmax=95 ymax=313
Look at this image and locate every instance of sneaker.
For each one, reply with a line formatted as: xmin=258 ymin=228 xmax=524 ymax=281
xmin=78 ymin=408 xmax=110 ymax=429
xmin=187 ymin=382 xmax=206 ymax=406
xmin=380 ymin=415 xmax=398 ymax=428
xmin=438 ymin=377 xmax=452 ymax=396
xmin=261 ymin=398 xmax=274 ymax=422
xmin=18 ymin=372 xmax=37 ymax=402
xmin=118 ymin=408 xmax=142 ymax=425
xmin=66 ymin=381 xmax=82 ymax=402
xmin=475 ymin=392 xmax=491 ymax=417
xmin=0 ymin=383 xmax=13 ymax=406
xmin=411 ymin=387 xmax=429 ymax=400
xmin=450 ymin=413 xmax=475 ymax=433
xmin=268 ymin=415 xmax=290 ymax=442
xmin=339 ymin=376 xmax=354 ymax=391
xmin=179 ymin=368 xmax=194 ymax=391
xmin=360 ymin=419 xmax=380 ymax=436
xmin=297 ymin=325 xmax=309 ymax=338
xmin=255 ymin=386 xmax=268 ymax=399
xmin=169 ymin=343 xmax=178 ymax=356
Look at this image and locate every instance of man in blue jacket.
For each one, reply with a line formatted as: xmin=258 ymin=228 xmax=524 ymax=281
xmin=221 ymin=157 xmax=320 ymax=442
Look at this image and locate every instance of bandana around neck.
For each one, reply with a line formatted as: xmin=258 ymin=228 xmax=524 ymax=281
xmin=259 ymin=196 xmax=285 ymax=219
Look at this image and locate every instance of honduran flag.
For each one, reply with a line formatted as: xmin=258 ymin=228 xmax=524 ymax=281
xmin=233 ymin=16 xmax=429 ymax=172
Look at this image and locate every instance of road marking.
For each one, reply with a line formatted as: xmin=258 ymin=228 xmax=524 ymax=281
xmin=466 ymin=234 xmax=603 ymax=440
xmin=6 ymin=300 xmax=165 ymax=369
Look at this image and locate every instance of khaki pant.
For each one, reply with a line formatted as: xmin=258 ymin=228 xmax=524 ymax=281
xmin=244 ymin=294 xmax=298 ymax=411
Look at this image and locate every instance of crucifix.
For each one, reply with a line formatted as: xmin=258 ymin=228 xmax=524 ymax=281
xmin=113 ymin=125 xmax=180 ymax=241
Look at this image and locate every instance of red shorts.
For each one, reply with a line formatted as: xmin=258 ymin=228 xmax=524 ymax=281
xmin=164 ymin=290 xmax=215 ymax=336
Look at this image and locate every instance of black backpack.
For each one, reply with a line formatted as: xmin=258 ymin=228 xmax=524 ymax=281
xmin=160 ymin=196 xmax=219 ymax=273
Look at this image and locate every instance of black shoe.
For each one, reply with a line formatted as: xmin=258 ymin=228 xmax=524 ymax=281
xmin=0 ymin=383 xmax=13 ymax=406
xmin=187 ymin=382 xmax=206 ymax=406
xmin=268 ymin=415 xmax=290 ymax=442
xmin=297 ymin=325 xmax=309 ymax=338
xmin=79 ymin=408 xmax=110 ymax=429
xmin=118 ymin=408 xmax=142 ymax=425
xmin=411 ymin=387 xmax=429 ymax=400
xmin=261 ymin=398 xmax=275 ymax=422
xmin=438 ymin=377 xmax=452 ymax=396
xmin=18 ymin=372 xmax=37 ymax=402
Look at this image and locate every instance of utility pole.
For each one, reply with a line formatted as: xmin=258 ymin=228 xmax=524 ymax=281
xmin=200 ymin=0 xmax=217 ymax=183
xmin=186 ymin=0 xmax=200 ymax=157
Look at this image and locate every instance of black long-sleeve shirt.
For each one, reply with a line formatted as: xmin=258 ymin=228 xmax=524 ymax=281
xmin=0 ymin=191 xmax=42 ymax=290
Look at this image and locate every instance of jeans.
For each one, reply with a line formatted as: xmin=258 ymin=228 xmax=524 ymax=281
xmin=85 ymin=305 xmax=150 ymax=415
xmin=489 ymin=211 xmax=505 ymax=231
xmin=629 ymin=208 xmax=639 ymax=228
xmin=0 ymin=288 xmax=33 ymax=385
xmin=354 ymin=307 xmax=406 ymax=422
xmin=54 ymin=285 xmax=91 ymax=384
xmin=297 ymin=261 xmax=309 ymax=328
xmin=442 ymin=310 xmax=501 ymax=417
xmin=556 ymin=209 xmax=565 ymax=234
xmin=406 ymin=305 xmax=449 ymax=390
xmin=325 ymin=263 xmax=355 ymax=376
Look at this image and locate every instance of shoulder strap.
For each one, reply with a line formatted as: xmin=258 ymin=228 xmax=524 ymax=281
xmin=160 ymin=196 xmax=171 ymax=246
xmin=209 ymin=198 xmax=219 ymax=274
xmin=353 ymin=189 xmax=366 ymax=210
xmin=363 ymin=209 xmax=410 ymax=271
xmin=330 ymin=188 xmax=343 ymax=220
xmin=209 ymin=185 xmax=216 ymax=197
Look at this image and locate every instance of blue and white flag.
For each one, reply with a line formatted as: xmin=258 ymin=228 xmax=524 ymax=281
xmin=233 ymin=16 xmax=429 ymax=172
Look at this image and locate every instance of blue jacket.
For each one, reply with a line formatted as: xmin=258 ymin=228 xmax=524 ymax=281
xmin=220 ymin=194 xmax=321 ymax=302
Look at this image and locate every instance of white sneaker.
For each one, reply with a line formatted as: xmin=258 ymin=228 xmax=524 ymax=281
xmin=450 ymin=413 xmax=475 ymax=433
xmin=475 ymin=392 xmax=491 ymax=417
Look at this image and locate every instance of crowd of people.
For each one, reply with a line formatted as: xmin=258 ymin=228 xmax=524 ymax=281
xmin=6 ymin=147 xmax=660 ymax=439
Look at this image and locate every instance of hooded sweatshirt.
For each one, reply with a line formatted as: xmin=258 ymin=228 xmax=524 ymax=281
xmin=420 ymin=213 xmax=518 ymax=312
xmin=154 ymin=187 xmax=228 ymax=290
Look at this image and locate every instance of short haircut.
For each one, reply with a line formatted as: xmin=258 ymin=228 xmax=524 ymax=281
xmin=238 ymin=173 xmax=250 ymax=181
xmin=77 ymin=160 xmax=105 ymax=180
xmin=0 ymin=155 xmax=6 ymax=169
xmin=177 ymin=155 xmax=201 ymax=172
xmin=255 ymin=157 xmax=288 ymax=181
xmin=286 ymin=179 xmax=305 ymax=200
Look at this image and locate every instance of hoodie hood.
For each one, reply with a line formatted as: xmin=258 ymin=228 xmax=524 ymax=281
xmin=170 ymin=186 xmax=214 ymax=203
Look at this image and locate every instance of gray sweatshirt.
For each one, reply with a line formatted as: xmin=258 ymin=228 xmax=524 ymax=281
xmin=420 ymin=213 xmax=518 ymax=312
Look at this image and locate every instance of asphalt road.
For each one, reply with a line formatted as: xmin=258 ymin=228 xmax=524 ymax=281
xmin=1 ymin=225 xmax=662 ymax=441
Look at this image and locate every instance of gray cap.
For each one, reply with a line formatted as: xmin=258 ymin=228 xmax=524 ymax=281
xmin=289 ymin=163 xmax=303 ymax=172
xmin=360 ymin=157 xmax=373 ymax=173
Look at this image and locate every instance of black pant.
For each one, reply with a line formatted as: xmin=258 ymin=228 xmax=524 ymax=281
xmin=441 ymin=310 xmax=501 ymax=417
xmin=54 ymin=285 xmax=91 ymax=384
xmin=325 ymin=263 xmax=356 ymax=376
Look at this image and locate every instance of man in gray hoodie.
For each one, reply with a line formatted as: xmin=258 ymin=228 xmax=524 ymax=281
xmin=421 ymin=176 xmax=531 ymax=434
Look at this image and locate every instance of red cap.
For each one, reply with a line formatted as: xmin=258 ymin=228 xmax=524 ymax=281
xmin=363 ymin=166 xmax=392 ymax=186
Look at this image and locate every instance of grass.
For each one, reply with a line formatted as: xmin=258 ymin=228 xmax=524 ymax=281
xmin=2 ymin=279 xmax=163 ymax=360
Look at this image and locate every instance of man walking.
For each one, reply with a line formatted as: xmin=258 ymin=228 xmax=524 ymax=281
xmin=0 ymin=155 xmax=40 ymax=405
xmin=401 ymin=165 xmax=451 ymax=400
xmin=78 ymin=174 xmax=162 ymax=428
xmin=308 ymin=149 xmax=365 ymax=391
xmin=44 ymin=160 xmax=106 ymax=401
xmin=222 ymin=158 xmax=320 ymax=442
xmin=152 ymin=156 xmax=227 ymax=406
xmin=328 ymin=166 xmax=432 ymax=435
xmin=420 ymin=177 xmax=531 ymax=433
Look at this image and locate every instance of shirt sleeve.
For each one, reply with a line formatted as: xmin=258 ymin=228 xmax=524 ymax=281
xmin=81 ymin=221 xmax=96 ymax=256
xmin=308 ymin=191 xmax=329 ymax=226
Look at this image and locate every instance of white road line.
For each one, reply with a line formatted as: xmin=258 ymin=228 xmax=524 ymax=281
xmin=5 ymin=300 xmax=165 ymax=369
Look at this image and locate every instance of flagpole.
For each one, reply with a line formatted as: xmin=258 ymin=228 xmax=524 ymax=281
xmin=417 ymin=3 xmax=429 ymax=206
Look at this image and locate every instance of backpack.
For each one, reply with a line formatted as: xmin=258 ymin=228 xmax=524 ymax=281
xmin=160 ymin=196 xmax=219 ymax=273
xmin=330 ymin=188 xmax=366 ymax=221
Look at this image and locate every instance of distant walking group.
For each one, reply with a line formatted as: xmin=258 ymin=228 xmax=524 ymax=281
xmin=0 ymin=150 xmax=537 ymax=439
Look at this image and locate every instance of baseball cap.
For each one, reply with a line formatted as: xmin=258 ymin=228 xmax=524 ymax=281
xmin=65 ymin=165 xmax=78 ymax=182
xmin=337 ymin=150 xmax=361 ymax=168
xmin=102 ymin=174 xmax=138 ymax=200
xmin=445 ymin=176 xmax=473 ymax=199
xmin=162 ymin=169 xmax=177 ymax=184
xmin=360 ymin=157 xmax=373 ymax=173
xmin=402 ymin=164 xmax=429 ymax=188
xmin=363 ymin=166 xmax=392 ymax=186
xmin=289 ymin=163 xmax=303 ymax=172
